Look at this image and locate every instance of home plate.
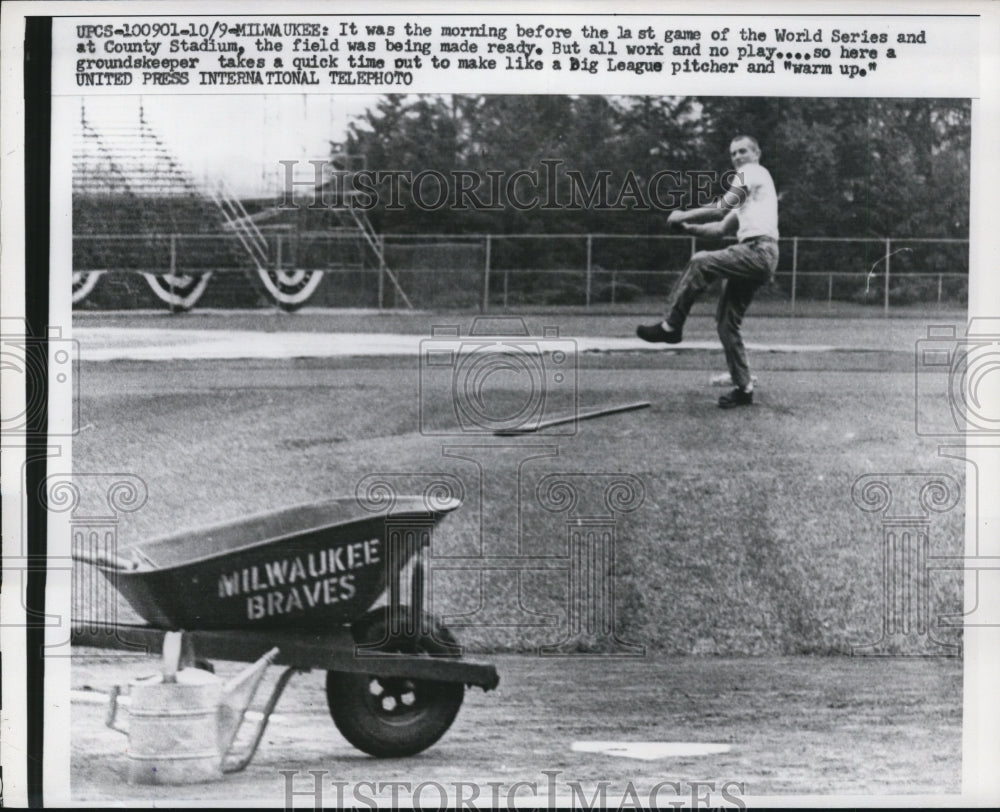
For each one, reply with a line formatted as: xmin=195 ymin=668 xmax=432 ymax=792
xmin=572 ymin=741 xmax=730 ymax=761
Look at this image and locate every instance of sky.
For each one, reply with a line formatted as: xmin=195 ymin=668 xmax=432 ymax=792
xmin=74 ymin=94 xmax=382 ymax=197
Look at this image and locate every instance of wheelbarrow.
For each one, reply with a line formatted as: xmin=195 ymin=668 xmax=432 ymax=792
xmin=71 ymin=496 xmax=499 ymax=769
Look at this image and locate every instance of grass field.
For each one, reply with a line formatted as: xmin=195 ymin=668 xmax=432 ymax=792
xmin=72 ymin=310 xmax=966 ymax=655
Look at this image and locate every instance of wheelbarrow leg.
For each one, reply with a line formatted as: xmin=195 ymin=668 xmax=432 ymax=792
xmin=177 ymin=631 xmax=215 ymax=673
xmin=221 ymin=666 xmax=298 ymax=774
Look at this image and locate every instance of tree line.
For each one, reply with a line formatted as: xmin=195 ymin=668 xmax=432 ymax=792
xmin=342 ymin=95 xmax=969 ymax=239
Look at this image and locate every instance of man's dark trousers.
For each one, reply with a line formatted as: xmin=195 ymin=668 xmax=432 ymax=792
xmin=664 ymin=236 xmax=779 ymax=391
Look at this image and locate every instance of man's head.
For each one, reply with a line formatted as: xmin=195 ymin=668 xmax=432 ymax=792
xmin=729 ymin=135 xmax=761 ymax=169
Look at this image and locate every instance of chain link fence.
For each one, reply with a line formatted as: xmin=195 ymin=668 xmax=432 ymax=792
xmin=73 ymin=231 xmax=968 ymax=315
xmin=478 ymin=234 xmax=969 ymax=315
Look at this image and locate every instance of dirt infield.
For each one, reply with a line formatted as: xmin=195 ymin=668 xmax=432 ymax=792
xmin=70 ymin=650 xmax=960 ymax=803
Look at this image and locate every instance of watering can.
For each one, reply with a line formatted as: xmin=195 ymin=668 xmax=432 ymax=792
xmin=106 ymin=632 xmax=294 ymax=785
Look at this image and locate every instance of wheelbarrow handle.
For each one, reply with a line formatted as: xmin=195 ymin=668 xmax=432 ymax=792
xmin=71 ymin=545 xmax=139 ymax=571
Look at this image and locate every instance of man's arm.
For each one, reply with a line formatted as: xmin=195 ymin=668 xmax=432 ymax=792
xmin=680 ymin=208 xmax=739 ymax=239
xmin=667 ymin=205 xmax=726 ymax=226
xmin=666 ymin=179 xmax=746 ymax=227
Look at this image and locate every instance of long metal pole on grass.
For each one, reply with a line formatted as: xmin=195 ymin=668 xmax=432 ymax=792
xmin=493 ymin=401 xmax=651 ymax=436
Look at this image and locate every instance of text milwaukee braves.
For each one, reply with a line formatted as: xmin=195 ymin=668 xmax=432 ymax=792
xmin=217 ymin=538 xmax=381 ymax=619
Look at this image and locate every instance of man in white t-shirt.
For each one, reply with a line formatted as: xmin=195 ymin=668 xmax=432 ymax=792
xmin=637 ymin=135 xmax=780 ymax=408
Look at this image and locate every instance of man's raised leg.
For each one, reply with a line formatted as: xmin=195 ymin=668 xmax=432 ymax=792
xmin=637 ymin=250 xmax=724 ymax=344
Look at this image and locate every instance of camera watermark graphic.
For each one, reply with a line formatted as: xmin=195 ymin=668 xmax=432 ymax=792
xmin=906 ymin=316 xmax=1000 ymax=643
xmin=0 ymin=317 xmax=79 ymax=436
xmin=279 ymin=769 xmax=747 ymax=810
xmin=915 ymin=318 xmax=1000 ymax=436
xmin=850 ymin=473 xmax=962 ymax=657
xmin=420 ymin=318 xmax=578 ymax=436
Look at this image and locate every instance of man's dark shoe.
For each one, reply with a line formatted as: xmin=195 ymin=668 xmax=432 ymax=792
xmin=636 ymin=323 xmax=682 ymax=344
xmin=718 ymin=387 xmax=754 ymax=409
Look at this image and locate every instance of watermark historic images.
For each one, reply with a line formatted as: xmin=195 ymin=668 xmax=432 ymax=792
xmin=280 ymin=769 xmax=747 ymax=809
xmin=277 ymin=159 xmax=746 ymax=213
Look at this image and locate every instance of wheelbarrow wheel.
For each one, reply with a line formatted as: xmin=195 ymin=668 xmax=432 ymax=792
xmin=325 ymin=607 xmax=464 ymax=758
